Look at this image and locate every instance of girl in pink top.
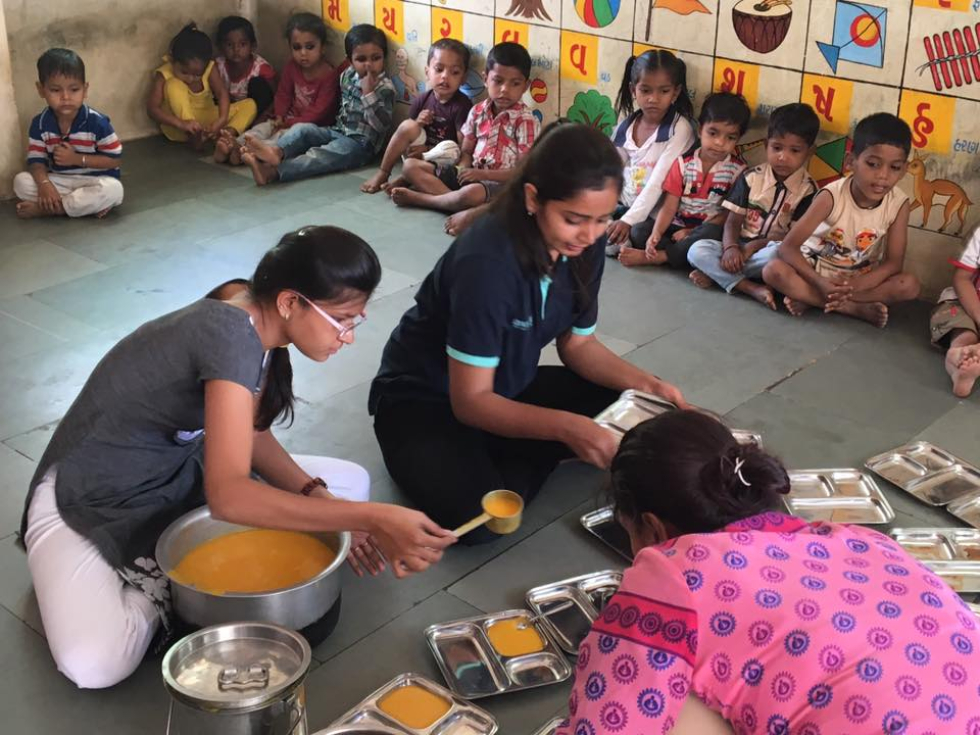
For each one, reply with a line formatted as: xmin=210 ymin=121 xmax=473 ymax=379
xmin=558 ymin=411 xmax=980 ymax=735
xmin=218 ymin=13 xmax=342 ymax=166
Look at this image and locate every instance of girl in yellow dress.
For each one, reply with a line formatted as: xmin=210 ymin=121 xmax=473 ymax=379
xmin=146 ymin=23 xmax=256 ymax=148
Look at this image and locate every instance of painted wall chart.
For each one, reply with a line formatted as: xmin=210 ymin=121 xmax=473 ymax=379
xmin=324 ymin=0 xmax=980 ymax=297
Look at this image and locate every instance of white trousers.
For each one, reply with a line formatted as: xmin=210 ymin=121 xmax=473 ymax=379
xmin=25 ymin=455 xmax=370 ymax=689
xmin=13 ymin=171 xmax=124 ymax=217
xmin=238 ymin=119 xmax=285 ymax=146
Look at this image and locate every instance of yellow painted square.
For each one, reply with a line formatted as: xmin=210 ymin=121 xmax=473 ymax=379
xmin=900 ymin=90 xmax=956 ymax=155
xmin=912 ymin=0 xmax=970 ymax=11
xmin=633 ymin=42 xmax=669 ymax=57
xmin=495 ymin=19 xmax=530 ymax=47
xmin=322 ymin=0 xmax=351 ymax=32
xmin=712 ymin=58 xmax=759 ymax=113
xmin=561 ymin=31 xmax=599 ymax=84
xmin=375 ymin=0 xmax=405 ymax=45
xmin=801 ymin=74 xmax=854 ymax=136
xmin=432 ymin=8 xmax=463 ymax=43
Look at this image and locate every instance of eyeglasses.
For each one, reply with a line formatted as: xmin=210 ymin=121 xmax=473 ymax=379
xmin=292 ymin=292 xmax=366 ymax=338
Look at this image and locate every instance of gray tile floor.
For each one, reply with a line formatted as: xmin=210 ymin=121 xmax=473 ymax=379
xmin=1 ymin=137 xmax=977 ymax=733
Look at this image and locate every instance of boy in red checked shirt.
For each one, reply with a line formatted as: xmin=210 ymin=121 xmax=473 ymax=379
xmin=386 ymin=42 xmax=539 ymax=234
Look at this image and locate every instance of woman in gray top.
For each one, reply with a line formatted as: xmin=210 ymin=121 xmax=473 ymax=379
xmin=21 ymin=225 xmax=455 ymax=689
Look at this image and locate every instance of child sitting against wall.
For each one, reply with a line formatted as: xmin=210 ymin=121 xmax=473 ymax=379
xmin=618 ymin=92 xmax=749 ymax=268
xmin=14 ymin=48 xmax=123 ymax=219
xmin=146 ymin=23 xmax=257 ymax=150
xmin=211 ymin=16 xmax=276 ymax=163
xmin=217 ymin=13 xmax=343 ymax=166
xmin=242 ymin=24 xmax=395 ymax=185
xmin=386 ymin=42 xmax=539 ymax=230
xmin=763 ymin=113 xmax=921 ymax=328
xmin=687 ymin=103 xmax=819 ymax=309
xmin=930 ymin=226 xmax=980 ymax=396
xmin=606 ymin=49 xmax=697 ymax=257
xmin=360 ymin=38 xmax=472 ymax=194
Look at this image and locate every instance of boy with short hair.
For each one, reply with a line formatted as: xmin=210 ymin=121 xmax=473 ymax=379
xmin=763 ymin=113 xmax=920 ymax=327
xmin=361 ymin=38 xmax=472 ymax=194
xmin=688 ymin=103 xmax=820 ymax=309
xmin=930 ymin=228 xmax=980 ymax=397
xmin=14 ymin=48 xmax=123 ymax=219
xmin=387 ymin=42 xmax=539 ymax=224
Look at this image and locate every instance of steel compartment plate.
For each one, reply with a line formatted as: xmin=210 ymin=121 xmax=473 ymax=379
xmin=526 ymin=571 xmax=623 ymax=655
xmin=783 ymin=469 xmax=895 ymax=525
xmin=425 ymin=611 xmax=572 ymax=700
xmin=323 ymin=672 xmax=498 ymax=735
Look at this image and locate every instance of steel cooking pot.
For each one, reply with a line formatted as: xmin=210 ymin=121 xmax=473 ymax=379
xmin=156 ymin=506 xmax=350 ymax=630
xmin=163 ymin=622 xmax=312 ymax=735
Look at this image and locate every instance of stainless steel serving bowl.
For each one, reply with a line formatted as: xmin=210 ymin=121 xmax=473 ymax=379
xmin=156 ymin=506 xmax=350 ymax=630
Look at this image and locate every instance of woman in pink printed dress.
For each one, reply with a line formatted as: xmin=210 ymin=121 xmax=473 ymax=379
xmin=557 ymin=411 xmax=980 ymax=735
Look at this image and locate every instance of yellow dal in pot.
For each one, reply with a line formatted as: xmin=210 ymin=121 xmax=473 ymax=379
xmin=169 ymin=529 xmax=336 ymax=594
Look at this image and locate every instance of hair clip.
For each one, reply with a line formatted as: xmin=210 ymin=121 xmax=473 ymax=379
xmin=733 ymin=457 xmax=751 ymax=487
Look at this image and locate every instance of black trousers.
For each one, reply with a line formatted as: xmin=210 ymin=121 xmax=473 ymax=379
xmin=628 ymin=220 xmax=724 ymax=269
xmin=247 ymin=77 xmax=275 ymax=117
xmin=373 ymin=367 xmax=619 ymax=544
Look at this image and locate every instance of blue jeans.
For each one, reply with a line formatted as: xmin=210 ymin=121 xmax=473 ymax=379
xmin=687 ymin=239 xmax=781 ymax=292
xmin=276 ymin=123 xmax=372 ymax=182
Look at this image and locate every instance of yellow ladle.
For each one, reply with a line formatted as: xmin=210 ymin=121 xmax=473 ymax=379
xmin=453 ymin=489 xmax=525 ymax=537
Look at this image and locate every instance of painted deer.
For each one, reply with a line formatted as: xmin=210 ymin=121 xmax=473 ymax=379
xmin=907 ymin=151 xmax=972 ymax=236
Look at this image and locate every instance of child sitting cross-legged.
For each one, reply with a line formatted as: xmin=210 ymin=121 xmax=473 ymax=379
xmin=242 ymin=24 xmax=394 ymax=185
xmin=763 ymin=113 xmax=921 ymax=328
xmin=930 ymin=226 xmax=980 ymax=396
xmin=361 ymin=38 xmax=472 ymax=194
xmin=687 ymin=103 xmax=820 ymax=309
xmin=618 ymin=92 xmax=749 ymax=268
xmin=14 ymin=48 xmax=123 ymax=219
xmin=386 ymin=42 xmax=539 ymax=228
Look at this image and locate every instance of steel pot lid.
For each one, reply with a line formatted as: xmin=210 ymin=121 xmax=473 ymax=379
xmin=163 ymin=622 xmax=311 ymax=712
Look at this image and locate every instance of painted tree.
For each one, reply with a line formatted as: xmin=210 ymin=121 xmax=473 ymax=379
xmin=505 ymin=0 xmax=552 ymax=21
xmin=567 ymin=91 xmax=617 ymax=135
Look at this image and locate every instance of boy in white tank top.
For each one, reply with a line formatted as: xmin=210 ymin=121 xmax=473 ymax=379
xmin=762 ymin=113 xmax=920 ymax=328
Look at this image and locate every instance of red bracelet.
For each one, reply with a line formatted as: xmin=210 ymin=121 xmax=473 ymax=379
xmin=300 ymin=477 xmax=327 ymax=496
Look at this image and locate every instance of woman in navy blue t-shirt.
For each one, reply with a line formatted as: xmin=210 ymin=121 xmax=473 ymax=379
xmin=369 ymin=123 xmax=687 ymax=539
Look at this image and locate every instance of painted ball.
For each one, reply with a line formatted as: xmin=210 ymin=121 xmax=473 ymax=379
xmin=575 ymin=0 xmax=621 ymax=28
xmin=530 ymin=78 xmax=548 ymax=103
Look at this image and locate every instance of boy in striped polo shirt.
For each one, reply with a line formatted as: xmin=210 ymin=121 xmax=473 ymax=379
xmin=14 ymin=48 xmax=123 ymax=219
xmin=619 ymin=92 xmax=749 ymax=268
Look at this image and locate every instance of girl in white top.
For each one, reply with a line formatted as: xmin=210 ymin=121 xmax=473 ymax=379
xmin=606 ymin=50 xmax=697 ymax=253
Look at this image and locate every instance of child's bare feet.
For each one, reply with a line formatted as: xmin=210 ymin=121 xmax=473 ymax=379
xmin=242 ymin=150 xmax=280 ymax=186
xmin=946 ymin=345 xmax=980 ymax=397
xmin=389 ymin=187 xmax=438 ymax=208
xmin=229 ymin=147 xmax=243 ymax=166
xmin=95 ymin=206 xmax=113 ymax=219
xmin=784 ymin=297 xmax=809 ymax=317
xmin=738 ymin=280 xmax=777 ymax=311
xmin=214 ymin=130 xmax=237 ymax=163
xmin=15 ymin=200 xmax=47 ymax=218
xmin=835 ymin=301 xmax=889 ymax=328
xmin=243 ymin=135 xmax=284 ymax=166
xmin=689 ymin=270 xmax=713 ymax=289
xmin=445 ymin=208 xmax=480 ymax=236
xmin=619 ymin=248 xmax=666 ymax=267
xmin=361 ymin=169 xmax=390 ymax=194
xmin=381 ymin=175 xmax=409 ymax=192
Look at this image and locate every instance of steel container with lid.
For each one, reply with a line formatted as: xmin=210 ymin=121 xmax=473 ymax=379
xmin=163 ymin=622 xmax=312 ymax=735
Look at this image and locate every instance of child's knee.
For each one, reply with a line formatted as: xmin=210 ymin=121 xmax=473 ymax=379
xmin=894 ymin=272 xmax=921 ymax=301
xmin=101 ymin=178 xmax=124 ymax=207
xmin=13 ymin=171 xmax=35 ymax=199
xmin=686 ymin=240 xmax=715 ymax=267
xmin=397 ymin=118 xmax=422 ymax=136
xmin=762 ymin=259 xmax=790 ymax=286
